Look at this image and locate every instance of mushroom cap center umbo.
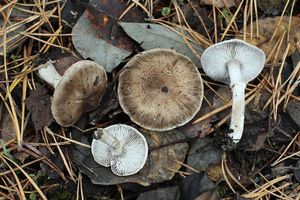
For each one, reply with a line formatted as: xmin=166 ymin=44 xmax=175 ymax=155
xmin=118 ymin=49 xmax=204 ymax=131
xmin=142 ymin=72 xmax=178 ymax=97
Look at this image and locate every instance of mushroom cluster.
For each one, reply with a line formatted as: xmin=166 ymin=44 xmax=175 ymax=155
xmin=38 ymin=60 xmax=107 ymax=126
xmin=91 ymin=124 xmax=148 ymax=176
xmin=201 ymin=39 xmax=266 ymax=143
xmin=118 ymin=48 xmax=204 ymax=131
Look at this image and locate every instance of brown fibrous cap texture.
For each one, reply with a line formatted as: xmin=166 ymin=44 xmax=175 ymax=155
xmin=118 ymin=48 xmax=204 ymax=131
xmin=52 ymin=60 xmax=107 ymax=126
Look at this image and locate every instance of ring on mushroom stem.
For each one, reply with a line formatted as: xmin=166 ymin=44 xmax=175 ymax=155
xmin=91 ymin=124 xmax=148 ymax=176
xmin=200 ymin=39 xmax=266 ymax=143
xmin=38 ymin=60 xmax=107 ymax=127
xmin=118 ymin=48 xmax=204 ymax=131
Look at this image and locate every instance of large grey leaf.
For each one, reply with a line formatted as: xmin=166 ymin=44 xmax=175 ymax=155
xmin=72 ymin=13 xmax=131 ymax=72
xmin=119 ymin=22 xmax=204 ymax=67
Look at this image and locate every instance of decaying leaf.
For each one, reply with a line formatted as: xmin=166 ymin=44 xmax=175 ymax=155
xmin=294 ymin=159 xmax=300 ymax=183
xmin=173 ymin=1 xmax=213 ymax=36
xmin=287 ymin=100 xmax=300 ymax=128
xmin=72 ymin=128 xmax=189 ymax=186
xmin=25 ymin=83 xmax=55 ymax=131
xmin=0 ymin=110 xmax=15 ymax=142
xmin=72 ymin=0 xmax=145 ymax=72
xmin=53 ymin=54 xmax=81 ymax=75
xmin=236 ymin=16 xmax=300 ymax=61
xmin=187 ymin=138 xmax=223 ymax=172
xmin=88 ymin=82 xmax=119 ymax=124
xmin=137 ymin=187 xmax=180 ymax=200
xmin=180 ymin=172 xmax=215 ymax=200
xmin=200 ymin=0 xmax=236 ymax=8
xmin=206 ymin=162 xmax=223 ymax=182
xmin=195 ymin=189 xmax=220 ymax=200
xmin=257 ymin=0 xmax=287 ymax=15
xmin=119 ymin=22 xmax=204 ymax=67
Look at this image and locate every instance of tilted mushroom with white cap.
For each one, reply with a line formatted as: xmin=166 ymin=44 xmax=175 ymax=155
xmin=118 ymin=48 xmax=204 ymax=131
xmin=38 ymin=60 xmax=107 ymax=126
xmin=200 ymin=39 xmax=266 ymax=143
xmin=91 ymin=124 xmax=148 ymax=176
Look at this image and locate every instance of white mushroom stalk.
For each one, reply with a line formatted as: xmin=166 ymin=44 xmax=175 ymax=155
xmin=200 ymin=39 xmax=266 ymax=143
xmin=94 ymin=128 xmax=122 ymax=156
xmin=226 ymin=59 xmax=247 ymax=142
xmin=38 ymin=60 xmax=61 ymax=88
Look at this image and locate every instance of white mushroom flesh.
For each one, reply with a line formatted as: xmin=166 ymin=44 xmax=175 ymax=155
xmin=38 ymin=60 xmax=61 ymax=88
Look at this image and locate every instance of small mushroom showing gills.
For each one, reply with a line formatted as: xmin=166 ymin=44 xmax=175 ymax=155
xmin=91 ymin=124 xmax=148 ymax=176
xmin=118 ymin=48 xmax=204 ymax=131
xmin=38 ymin=60 xmax=107 ymax=126
xmin=200 ymin=39 xmax=266 ymax=143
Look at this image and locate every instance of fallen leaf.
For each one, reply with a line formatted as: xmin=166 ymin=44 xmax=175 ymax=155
xmin=195 ymin=189 xmax=220 ymax=200
xmin=137 ymin=187 xmax=180 ymax=200
xmin=187 ymin=138 xmax=223 ymax=172
xmin=206 ymin=162 xmax=223 ymax=182
xmin=72 ymin=128 xmax=189 ymax=186
xmin=72 ymin=0 xmax=145 ymax=72
xmin=53 ymin=54 xmax=81 ymax=75
xmin=119 ymin=22 xmax=204 ymax=67
xmin=172 ymin=1 xmax=213 ymax=36
xmin=294 ymin=159 xmax=300 ymax=183
xmin=0 ymin=110 xmax=15 ymax=142
xmin=200 ymin=0 xmax=236 ymax=8
xmin=25 ymin=83 xmax=55 ymax=131
xmin=287 ymin=100 xmax=300 ymax=128
xmin=88 ymin=82 xmax=119 ymax=125
xmin=236 ymin=16 xmax=300 ymax=61
xmin=257 ymin=0 xmax=287 ymax=15
xmin=180 ymin=172 xmax=215 ymax=200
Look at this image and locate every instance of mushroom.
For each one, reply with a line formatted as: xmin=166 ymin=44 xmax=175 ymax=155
xmin=200 ymin=39 xmax=266 ymax=143
xmin=38 ymin=60 xmax=107 ymax=126
xmin=91 ymin=124 xmax=148 ymax=176
xmin=118 ymin=48 xmax=204 ymax=131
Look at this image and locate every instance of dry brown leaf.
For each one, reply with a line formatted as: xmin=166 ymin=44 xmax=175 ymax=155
xmin=206 ymin=162 xmax=223 ymax=182
xmin=195 ymin=189 xmax=220 ymax=200
xmin=236 ymin=16 xmax=300 ymax=61
xmin=0 ymin=110 xmax=15 ymax=142
xmin=200 ymin=0 xmax=236 ymax=8
xmin=25 ymin=83 xmax=55 ymax=131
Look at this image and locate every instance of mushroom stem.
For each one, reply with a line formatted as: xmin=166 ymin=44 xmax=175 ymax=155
xmin=95 ymin=129 xmax=122 ymax=155
xmin=227 ymin=60 xmax=246 ymax=143
xmin=38 ymin=60 xmax=62 ymax=88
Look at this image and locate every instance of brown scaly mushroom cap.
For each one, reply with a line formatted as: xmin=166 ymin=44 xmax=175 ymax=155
xmin=118 ymin=48 xmax=204 ymax=131
xmin=51 ymin=60 xmax=107 ymax=126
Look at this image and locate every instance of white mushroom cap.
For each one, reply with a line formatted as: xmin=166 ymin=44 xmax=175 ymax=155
xmin=200 ymin=39 xmax=266 ymax=143
xmin=91 ymin=124 xmax=148 ymax=176
xmin=200 ymin=39 xmax=265 ymax=84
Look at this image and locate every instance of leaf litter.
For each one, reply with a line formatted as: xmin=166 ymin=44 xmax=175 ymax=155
xmin=1 ymin=0 xmax=300 ymax=199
